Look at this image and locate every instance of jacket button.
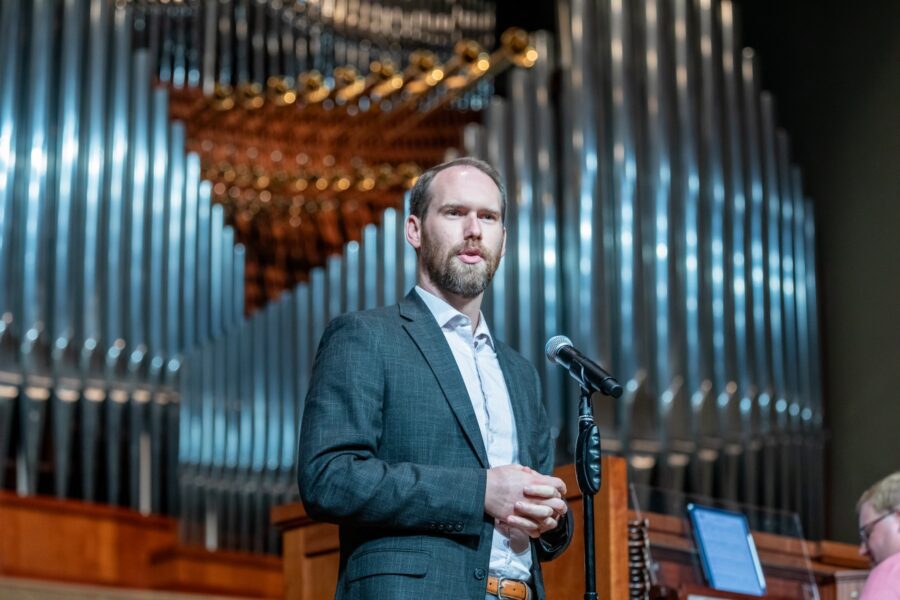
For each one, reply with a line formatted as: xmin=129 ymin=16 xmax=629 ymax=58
xmin=454 ymin=522 xmax=463 ymax=531
xmin=473 ymin=568 xmax=486 ymax=580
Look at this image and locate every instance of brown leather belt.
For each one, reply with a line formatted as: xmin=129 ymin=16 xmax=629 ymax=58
xmin=486 ymin=575 xmax=531 ymax=600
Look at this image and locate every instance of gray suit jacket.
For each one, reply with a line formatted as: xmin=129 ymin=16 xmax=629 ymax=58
xmin=297 ymin=291 xmax=572 ymax=600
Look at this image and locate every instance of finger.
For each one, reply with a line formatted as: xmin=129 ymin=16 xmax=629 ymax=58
xmin=539 ymin=516 xmax=559 ymax=533
xmin=523 ymin=484 xmax=559 ymax=498
xmin=549 ymin=477 xmax=567 ymax=495
xmin=506 ymin=515 xmax=540 ymax=531
xmin=515 ymin=501 xmax=554 ymax=519
xmin=531 ymin=497 xmax=567 ymax=514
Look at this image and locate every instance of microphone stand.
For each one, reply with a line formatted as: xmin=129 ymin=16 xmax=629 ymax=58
xmin=575 ymin=385 xmax=602 ymax=600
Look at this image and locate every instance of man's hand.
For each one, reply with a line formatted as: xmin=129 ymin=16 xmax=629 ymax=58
xmin=485 ymin=465 xmax=568 ymax=538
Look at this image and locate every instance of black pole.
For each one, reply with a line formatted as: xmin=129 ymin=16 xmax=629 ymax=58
xmin=575 ymin=386 xmax=602 ymax=600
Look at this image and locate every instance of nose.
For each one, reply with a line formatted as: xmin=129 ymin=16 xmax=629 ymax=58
xmin=463 ymin=212 xmax=482 ymax=239
xmin=859 ymin=541 xmax=870 ymax=558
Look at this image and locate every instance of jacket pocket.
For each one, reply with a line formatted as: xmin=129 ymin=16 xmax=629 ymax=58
xmin=346 ymin=549 xmax=431 ymax=582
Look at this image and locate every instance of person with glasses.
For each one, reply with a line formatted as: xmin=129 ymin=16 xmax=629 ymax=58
xmin=856 ymin=471 xmax=900 ymax=599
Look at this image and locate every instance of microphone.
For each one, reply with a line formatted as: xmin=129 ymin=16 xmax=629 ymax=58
xmin=545 ymin=336 xmax=623 ymax=398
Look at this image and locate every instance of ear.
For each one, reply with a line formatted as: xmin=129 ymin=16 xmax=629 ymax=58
xmin=500 ymin=226 xmax=507 ymax=258
xmin=406 ymin=215 xmax=422 ymax=250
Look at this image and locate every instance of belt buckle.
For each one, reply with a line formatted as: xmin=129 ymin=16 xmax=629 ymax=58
xmin=497 ymin=577 xmax=524 ymax=600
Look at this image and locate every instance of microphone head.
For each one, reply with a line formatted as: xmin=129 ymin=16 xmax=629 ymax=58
xmin=545 ymin=335 xmax=573 ymax=362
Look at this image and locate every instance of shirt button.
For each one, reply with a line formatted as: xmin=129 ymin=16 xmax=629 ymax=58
xmin=473 ymin=568 xmax=486 ymax=580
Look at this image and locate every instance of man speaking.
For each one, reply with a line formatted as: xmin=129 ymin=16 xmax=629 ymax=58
xmin=298 ymin=157 xmax=572 ymax=599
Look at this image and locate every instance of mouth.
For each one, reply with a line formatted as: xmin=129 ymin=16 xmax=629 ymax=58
xmin=456 ymin=248 xmax=484 ymax=264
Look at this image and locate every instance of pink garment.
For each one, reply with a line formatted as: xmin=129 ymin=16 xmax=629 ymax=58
xmin=860 ymin=551 xmax=900 ymax=600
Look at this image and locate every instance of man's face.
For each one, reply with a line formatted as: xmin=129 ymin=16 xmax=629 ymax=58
xmin=858 ymin=501 xmax=900 ymax=565
xmin=406 ymin=166 xmax=506 ymax=299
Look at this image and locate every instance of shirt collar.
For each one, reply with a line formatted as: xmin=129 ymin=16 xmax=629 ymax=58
xmin=415 ymin=286 xmax=495 ymax=349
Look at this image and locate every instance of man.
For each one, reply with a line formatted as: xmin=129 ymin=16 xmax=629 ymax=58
xmin=298 ymin=157 xmax=572 ymax=600
xmin=857 ymin=471 xmax=900 ymax=599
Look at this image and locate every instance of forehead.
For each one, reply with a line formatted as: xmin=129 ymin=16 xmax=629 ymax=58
xmin=859 ymin=501 xmax=880 ymax=524
xmin=428 ymin=166 xmax=502 ymax=211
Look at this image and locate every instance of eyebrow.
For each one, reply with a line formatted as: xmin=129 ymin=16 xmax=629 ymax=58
xmin=438 ymin=202 xmax=501 ymax=216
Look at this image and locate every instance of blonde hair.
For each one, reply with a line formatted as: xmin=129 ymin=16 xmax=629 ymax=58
xmin=857 ymin=471 xmax=900 ymax=514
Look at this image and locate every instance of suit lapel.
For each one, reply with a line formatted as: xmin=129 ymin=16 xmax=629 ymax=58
xmin=496 ymin=343 xmax=534 ymax=468
xmin=400 ymin=291 xmax=489 ymax=467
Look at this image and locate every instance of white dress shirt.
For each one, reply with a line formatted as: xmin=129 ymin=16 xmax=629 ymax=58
xmin=415 ymin=286 xmax=533 ymax=582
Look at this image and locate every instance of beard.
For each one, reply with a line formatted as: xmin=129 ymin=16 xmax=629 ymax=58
xmin=420 ymin=234 xmax=501 ymax=299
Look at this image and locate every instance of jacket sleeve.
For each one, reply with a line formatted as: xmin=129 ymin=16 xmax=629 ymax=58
xmin=529 ymin=366 xmax=574 ymax=561
xmin=297 ymin=312 xmax=486 ymax=537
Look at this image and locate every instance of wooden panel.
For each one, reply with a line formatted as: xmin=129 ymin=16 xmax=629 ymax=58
xmin=274 ymin=459 xmax=631 ymax=600
xmin=0 ymin=491 xmax=175 ymax=587
xmin=0 ymin=491 xmax=281 ymax=598
xmin=149 ymin=545 xmax=282 ymax=598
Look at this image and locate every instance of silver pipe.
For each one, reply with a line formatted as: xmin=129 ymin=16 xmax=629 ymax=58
xmin=76 ymin=384 xmax=103 ymax=503
xmin=509 ymin=67 xmax=534 ymax=362
xmin=210 ymin=204 xmax=224 ymax=339
xmin=218 ymin=0 xmax=235 ymax=86
xmin=52 ymin=0 xmax=87 ymax=367
xmin=81 ymin=0 xmax=111 ymax=374
xmin=0 ymin=0 xmax=21 ymax=341
xmin=361 ymin=224 xmax=378 ymax=309
xmin=147 ymin=88 xmax=170 ymax=376
xmin=484 ymin=98 xmax=508 ymax=337
xmin=792 ymin=170 xmax=812 ymax=424
xmin=167 ymin=123 xmax=187 ymax=359
xmin=644 ymin=0 xmax=675 ymax=432
xmin=202 ymin=0 xmax=219 ymax=96
xmin=105 ymin=5 xmax=131 ymax=365
xmin=183 ymin=155 xmax=201 ymax=352
xmin=760 ymin=94 xmax=786 ymax=420
xmin=344 ymin=240 xmax=361 ymax=313
xmin=673 ymin=0 xmax=713 ymax=495
xmin=777 ymin=133 xmax=800 ymax=424
xmin=172 ymin=3 xmax=188 ymax=88
xmin=741 ymin=50 xmax=772 ymax=422
xmin=234 ymin=243 xmax=245 ymax=323
xmin=326 ymin=254 xmax=343 ymax=320
xmin=610 ymin=0 xmax=640 ymax=387
xmin=128 ymin=50 xmax=152 ymax=371
xmin=251 ymin=303 xmax=267 ymax=480
xmin=51 ymin=386 xmax=79 ymax=497
xmin=531 ymin=30 xmax=564 ymax=445
xmin=237 ymin=319 xmax=254 ymax=550
xmin=698 ymin=0 xmax=730 ymax=401
xmin=19 ymin=0 xmax=55 ymax=376
xmin=310 ymin=267 xmax=327 ymax=372
xmin=222 ymin=225 xmax=235 ymax=333
xmin=295 ymin=282 xmax=311 ymax=430
xmin=187 ymin=1 xmax=202 ymax=88
xmin=721 ymin=0 xmax=757 ymax=508
xmin=265 ymin=303 xmax=283 ymax=476
xmin=127 ymin=389 xmax=148 ymax=510
xmin=197 ymin=182 xmax=212 ymax=344
xmin=279 ymin=294 xmax=297 ymax=490
xmin=379 ymin=207 xmax=399 ymax=306
xmin=105 ymin=387 xmax=128 ymax=504
xmin=402 ymin=191 xmax=416 ymax=293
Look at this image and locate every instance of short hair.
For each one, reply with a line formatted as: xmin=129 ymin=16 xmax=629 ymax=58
xmin=857 ymin=471 xmax=900 ymax=514
xmin=408 ymin=157 xmax=507 ymax=223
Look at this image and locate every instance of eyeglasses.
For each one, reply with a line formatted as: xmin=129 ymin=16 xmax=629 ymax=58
xmin=859 ymin=509 xmax=897 ymax=544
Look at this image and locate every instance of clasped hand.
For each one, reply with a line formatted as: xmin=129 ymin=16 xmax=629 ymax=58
xmin=484 ymin=464 xmax=568 ymax=538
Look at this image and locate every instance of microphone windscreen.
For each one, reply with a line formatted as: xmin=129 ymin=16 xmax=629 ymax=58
xmin=545 ymin=335 xmax=573 ymax=362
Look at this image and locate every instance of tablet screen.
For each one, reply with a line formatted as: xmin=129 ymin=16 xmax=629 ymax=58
xmin=687 ymin=503 xmax=767 ymax=596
